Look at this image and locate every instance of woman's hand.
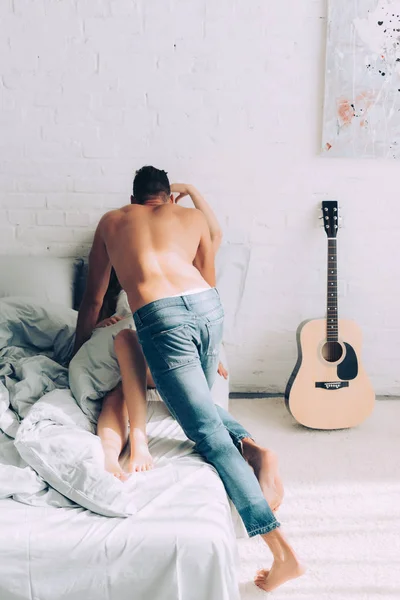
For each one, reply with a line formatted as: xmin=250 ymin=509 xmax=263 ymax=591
xmin=95 ymin=315 xmax=124 ymax=329
xmin=217 ymin=362 xmax=228 ymax=379
xmin=170 ymin=183 xmax=193 ymax=203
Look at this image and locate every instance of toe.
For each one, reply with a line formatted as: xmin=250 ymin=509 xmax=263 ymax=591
xmin=256 ymin=569 xmax=269 ymax=578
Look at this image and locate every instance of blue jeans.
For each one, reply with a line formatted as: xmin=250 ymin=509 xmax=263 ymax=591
xmin=133 ymin=288 xmax=279 ymax=537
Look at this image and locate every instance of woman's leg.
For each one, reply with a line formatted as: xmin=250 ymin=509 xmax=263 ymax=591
xmin=114 ymin=328 xmax=153 ymax=473
xmin=97 ymin=383 xmax=129 ymax=480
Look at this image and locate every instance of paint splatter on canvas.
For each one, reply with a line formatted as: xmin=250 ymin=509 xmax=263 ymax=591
xmin=322 ymin=0 xmax=400 ymax=158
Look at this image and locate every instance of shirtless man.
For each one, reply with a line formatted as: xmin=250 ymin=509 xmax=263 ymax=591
xmin=73 ymin=166 xmax=305 ymax=592
xmin=89 ymin=196 xmax=284 ymax=508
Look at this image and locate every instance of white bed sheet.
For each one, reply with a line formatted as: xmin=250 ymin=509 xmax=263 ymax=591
xmin=0 ymin=402 xmax=241 ymax=600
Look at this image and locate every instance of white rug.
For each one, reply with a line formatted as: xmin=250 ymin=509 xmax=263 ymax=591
xmin=229 ymin=398 xmax=400 ymax=600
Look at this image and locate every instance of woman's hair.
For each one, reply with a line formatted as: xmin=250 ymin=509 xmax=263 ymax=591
xmin=98 ymin=267 xmax=122 ymax=321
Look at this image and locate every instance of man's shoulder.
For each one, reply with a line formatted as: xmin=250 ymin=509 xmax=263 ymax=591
xmin=99 ymin=205 xmax=134 ymax=226
xmin=186 ymin=207 xmax=208 ymax=227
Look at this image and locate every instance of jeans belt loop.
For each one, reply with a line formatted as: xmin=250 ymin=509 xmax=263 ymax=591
xmin=182 ymin=295 xmax=191 ymax=310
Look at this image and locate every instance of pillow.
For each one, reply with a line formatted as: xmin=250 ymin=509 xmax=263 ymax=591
xmin=215 ymin=244 xmax=250 ymax=343
xmin=0 ymin=256 xmax=81 ymax=309
xmin=115 ymin=290 xmax=131 ymax=317
xmin=69 ymin=316 xmax=229 ymax=424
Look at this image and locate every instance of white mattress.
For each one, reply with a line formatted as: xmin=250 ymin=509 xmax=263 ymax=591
xmin=0 ymin=402 xmax=241 ymax=600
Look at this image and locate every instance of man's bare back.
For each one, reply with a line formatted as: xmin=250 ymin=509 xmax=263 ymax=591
xmin=73 ymin=179 xmax=216 ymax=355
xmin=102 ymin=203 xmax=213 ymax=314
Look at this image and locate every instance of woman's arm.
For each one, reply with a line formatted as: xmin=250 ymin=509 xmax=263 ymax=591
xmin=171 ymin=183 xmax=223 ymax=253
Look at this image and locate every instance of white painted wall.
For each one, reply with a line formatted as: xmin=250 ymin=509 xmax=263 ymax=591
xmin=0 ymin=0 xmax=399 ymax=395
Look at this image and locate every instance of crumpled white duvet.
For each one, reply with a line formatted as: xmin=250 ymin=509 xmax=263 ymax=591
xmin=1 ymin=401 xmax=240 ymax=600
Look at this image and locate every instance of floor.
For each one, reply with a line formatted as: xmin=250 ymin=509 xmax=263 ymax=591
xmin=229 ymin=398 xmax=400 ymax=600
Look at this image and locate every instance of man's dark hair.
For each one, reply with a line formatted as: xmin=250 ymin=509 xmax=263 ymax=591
xmin=133 ymin=166 xmax=171 ymax=204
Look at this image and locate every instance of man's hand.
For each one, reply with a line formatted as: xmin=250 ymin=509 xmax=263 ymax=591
xmin=217 ymin=362 xmax=228 ymax=380
xmin=170 ymin=183 xmax=192 ymax=203
xmin=95 ymin=315 xmax=124 ymax=329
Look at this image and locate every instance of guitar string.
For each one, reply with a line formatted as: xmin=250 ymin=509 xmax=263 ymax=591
xmin=327 ymin=236 xmax=338 ymax=362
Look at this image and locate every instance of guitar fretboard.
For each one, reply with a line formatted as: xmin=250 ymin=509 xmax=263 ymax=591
xmin=327 ymin=238 xmax=338 ymax=341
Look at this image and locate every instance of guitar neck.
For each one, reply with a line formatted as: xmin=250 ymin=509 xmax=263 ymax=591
xmin=327 ymin=238 xmax=338 ymax=341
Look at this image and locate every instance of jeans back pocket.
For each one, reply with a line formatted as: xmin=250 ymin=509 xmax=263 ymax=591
xmin=151 ymin=324 xmax=198 ymax=370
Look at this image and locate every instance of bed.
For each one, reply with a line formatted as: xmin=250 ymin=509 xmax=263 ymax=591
xmin=0 ymin=249 xmax=250 ymax=600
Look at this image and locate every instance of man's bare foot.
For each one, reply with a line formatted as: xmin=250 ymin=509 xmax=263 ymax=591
xmin=257 ymin=529 xmax=306 ymax=592
xmin=254 ymin=556 xmax=306 ymax=592
xmin=103 ymin=449 xmax=128 ymax=481
xmin=126 ymin=428 xmax=154 ymax=473
xmin=242 ymin=439 xmax=284 ymax=512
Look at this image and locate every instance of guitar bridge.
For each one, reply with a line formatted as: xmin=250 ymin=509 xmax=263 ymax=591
xmin=315 ymin=381 xmax=349 ymax=390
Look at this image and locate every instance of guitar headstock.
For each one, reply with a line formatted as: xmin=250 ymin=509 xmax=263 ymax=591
xmin=321 ymin=200 xmax=339 ymax=238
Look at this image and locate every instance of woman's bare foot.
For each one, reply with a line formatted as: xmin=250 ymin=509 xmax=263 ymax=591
xmin=103 ymin=447 xmax=128 ymax=481
xmin=126 ymin=428 xmax=154 ymax=473
xmin=242 ymin=439 xmax=284 ymax=512
xmin=257 ymin=530 xmax=306 ymax=592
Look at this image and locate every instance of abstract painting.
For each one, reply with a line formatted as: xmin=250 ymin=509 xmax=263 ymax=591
xmin=322 ymin=0 xmax=400 ymax=158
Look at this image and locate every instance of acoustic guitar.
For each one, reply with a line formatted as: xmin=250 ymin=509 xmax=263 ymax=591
xmin=285 ymin=201 xmax=375 ymax=430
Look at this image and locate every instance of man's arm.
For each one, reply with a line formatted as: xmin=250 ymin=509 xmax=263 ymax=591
xmin=171 ymin=183 xmax=223 ymax=253
xmin=73 ymin=216 xmax=112 ymax=356
xmin=193 ymin=213 xmax=216 ymax=287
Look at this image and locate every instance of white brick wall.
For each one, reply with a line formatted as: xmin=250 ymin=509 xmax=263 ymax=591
xmin=0 ymin=0 xmax=399 ymax=395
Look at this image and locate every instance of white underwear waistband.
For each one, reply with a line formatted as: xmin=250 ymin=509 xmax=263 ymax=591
xmin=168 ymin=287 xmax=211 ymax=298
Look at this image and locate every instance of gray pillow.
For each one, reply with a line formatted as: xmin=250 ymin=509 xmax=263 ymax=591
xmin=0 ymin=256 xmax=81 ymax=309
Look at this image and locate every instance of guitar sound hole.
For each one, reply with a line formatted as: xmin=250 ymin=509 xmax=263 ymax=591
xmin=321 ymin=341 xmax=343 ymax=363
